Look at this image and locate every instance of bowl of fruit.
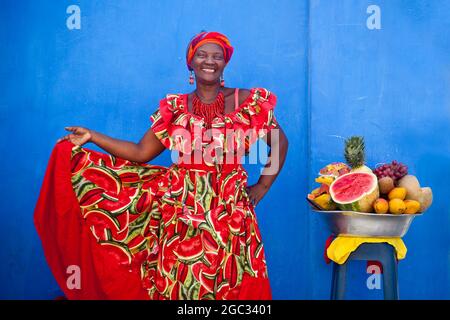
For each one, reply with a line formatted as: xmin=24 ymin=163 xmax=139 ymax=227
xmin=308 ymin=136 xmax=432 ymax=238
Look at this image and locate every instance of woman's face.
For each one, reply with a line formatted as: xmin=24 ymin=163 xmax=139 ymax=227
xmin=190 ymin=43 xmax=226 ymax=85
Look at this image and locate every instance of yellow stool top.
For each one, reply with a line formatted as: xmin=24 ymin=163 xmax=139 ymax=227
xmin=326 ymin=236 xmax=407 ymax=265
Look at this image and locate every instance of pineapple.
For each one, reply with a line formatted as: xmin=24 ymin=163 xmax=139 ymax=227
xmin=344 ymin=136 xmax=372 ymax=173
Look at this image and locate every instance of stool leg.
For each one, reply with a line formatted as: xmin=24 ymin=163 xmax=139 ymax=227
xmin=331 ymin=262 xmax=338 ymax=300
xmin=331 ymin=262 xmax=347 ymax=300
xmin=380 ymin=247 xmax=399 ymax=300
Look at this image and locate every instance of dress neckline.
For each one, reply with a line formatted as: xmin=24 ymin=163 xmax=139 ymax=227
xmin=179 ymin=88 xmax=256 ymax=120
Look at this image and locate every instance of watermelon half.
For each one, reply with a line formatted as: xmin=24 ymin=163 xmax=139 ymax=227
xmin=329 ymin=172 xmax=379 ymax=212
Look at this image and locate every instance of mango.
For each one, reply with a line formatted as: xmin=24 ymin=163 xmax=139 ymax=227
xmin=389 ymin=199 xmax=406 ymax=214
xmin=388 ymin=187 xmax=407 ymax=200
xmin=373 ymin=198 xmax=389 ymax=214
xmin=315 ymin=176 xmax=335 ymax=185
xmin=313 ymin=194 xmax=337 ymax=211
xmin=404 ymin=200 xmax=421 ymax=214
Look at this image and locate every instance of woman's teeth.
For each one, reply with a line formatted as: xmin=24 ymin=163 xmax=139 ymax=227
xmin=202 ymin=69 xmax=215 ymax=73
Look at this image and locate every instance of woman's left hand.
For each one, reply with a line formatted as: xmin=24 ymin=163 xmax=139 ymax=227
xmin=246 ymin=182 xmax=269 ymax=207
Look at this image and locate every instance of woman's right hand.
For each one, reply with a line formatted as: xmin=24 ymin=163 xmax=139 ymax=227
xmin=56 ymin=126 xmax=92 ymax=146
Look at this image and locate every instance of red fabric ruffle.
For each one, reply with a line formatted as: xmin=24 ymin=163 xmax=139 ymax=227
xmin=34 ymin=141 xmax=149 ymax=299
xmin=149 ymin=88 xmax=279 ymax=152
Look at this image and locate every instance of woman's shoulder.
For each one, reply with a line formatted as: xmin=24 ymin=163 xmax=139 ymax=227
xmin=225 ymin=87 xmax=275 ymax=106
xmin=237 ymin=88 xmax=251 ymax=106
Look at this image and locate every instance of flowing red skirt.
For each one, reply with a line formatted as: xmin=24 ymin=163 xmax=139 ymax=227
xmin=34 ymin=141 xmax=272 ymax=300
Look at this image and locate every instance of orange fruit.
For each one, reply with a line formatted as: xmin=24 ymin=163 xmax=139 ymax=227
xmin=389 ymin=199 xmax=406 ymax=214
xmin=388 ymin=187 xmax=407 ymax=200
xmin=404 ymin=200 xmax=421 ymax=214
xmin=373 ymin=198 xmax=389 ymax=214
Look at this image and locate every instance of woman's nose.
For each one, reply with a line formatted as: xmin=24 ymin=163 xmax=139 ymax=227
xmin=205 ymin=55 xmax=215 ymax=64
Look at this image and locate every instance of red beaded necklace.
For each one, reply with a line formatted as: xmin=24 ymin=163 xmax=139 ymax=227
xmin=192 ymin=91 xmax=225 ymax=128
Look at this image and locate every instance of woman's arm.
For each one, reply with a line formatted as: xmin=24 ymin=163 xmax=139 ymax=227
xmin=58 ymin=126 xmax=166 ymax=163
xmin=246 ymin=125 xmax=289 ymax=206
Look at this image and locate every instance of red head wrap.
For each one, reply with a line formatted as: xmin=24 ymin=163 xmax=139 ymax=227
xmin=186 ymin=31 xmax=234 ymax=71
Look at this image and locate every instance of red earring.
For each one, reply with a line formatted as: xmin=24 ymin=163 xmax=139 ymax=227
xmin=189 ymin=71 xmax=194 ymax=85
xmin=220 ymin=75 xmax=225 ymax=87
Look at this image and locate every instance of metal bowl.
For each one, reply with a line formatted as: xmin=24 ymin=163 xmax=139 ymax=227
xmin=313 ymin=210 xmax=422 ymax=238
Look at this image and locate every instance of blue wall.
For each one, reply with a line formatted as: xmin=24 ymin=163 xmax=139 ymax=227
xmin=0 ymin=0 xmax=309 ymax=299
xmin=308 ymin=0 xmax=450 ymax=299
xmin=0 ymin=0 xmax=448 ymax=299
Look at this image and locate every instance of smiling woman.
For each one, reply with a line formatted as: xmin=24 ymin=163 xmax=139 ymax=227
xmin=35 ymin=31 xmax=289 ymax=300
xmin=191 ymin=44 xmax=226 ymax=81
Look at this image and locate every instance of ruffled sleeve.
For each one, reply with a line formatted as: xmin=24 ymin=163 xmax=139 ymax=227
xmin=246 ymin=88 xmax=278 ymax=135
xmin=149 ymin=94 xmax=192 ymax=152
xmin=229 ymin=88 xmax=279 ymax=146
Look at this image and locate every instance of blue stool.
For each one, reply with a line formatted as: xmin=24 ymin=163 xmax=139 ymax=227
xmin=330 ymin=243 xmax=399 ymax=300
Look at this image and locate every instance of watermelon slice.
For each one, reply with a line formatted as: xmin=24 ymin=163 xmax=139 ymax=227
xmin=329 ymin=172 xmax=379 ymax=212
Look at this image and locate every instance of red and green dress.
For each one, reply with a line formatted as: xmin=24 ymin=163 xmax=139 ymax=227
xmin=34 ymin=87 xmax=278 ymax=300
